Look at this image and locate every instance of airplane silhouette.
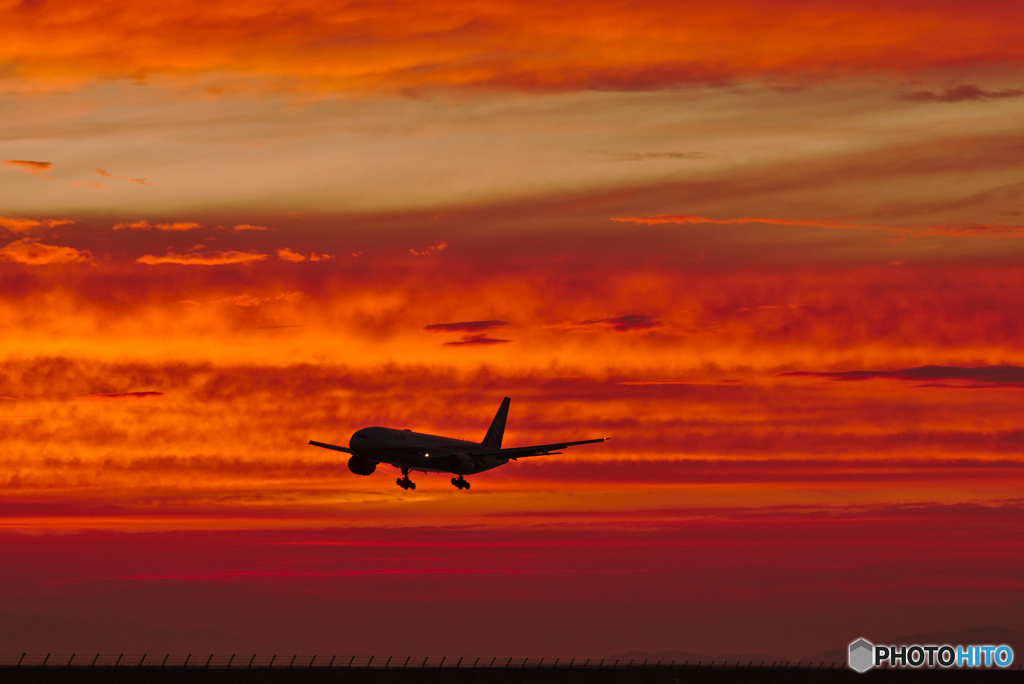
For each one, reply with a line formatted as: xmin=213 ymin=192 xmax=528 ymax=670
xmin=309 ymin=397 xmax=605 ymax=490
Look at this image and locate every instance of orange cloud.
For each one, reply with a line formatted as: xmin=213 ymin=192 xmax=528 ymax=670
xmin=0 ymin=217 xmax=74 ymax=233
xmin=4 ymin=1 xmax=1024 ymax=92
xmin=0 ymin=238 xmax=92 ymax=265
xmin=94 ymin=168 xmax=151 ymax=185
xmin=276 ymin=248 xmax=335 ymax=262
xmin=136 ymin=250 xmax=267 ymax=265
xmin=276 ymin=247 xmax=306 ymax=262
xmin=4 ymin=160 xmax=53 ymax=174
xmin=410 ymin=242 xmax=447 ymax=256
xmin=234 ymin=224 xmax=269 ymax=231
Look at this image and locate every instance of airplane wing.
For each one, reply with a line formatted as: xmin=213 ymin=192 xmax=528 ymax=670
xmin=469 ymin=437 xmax=606 ymax=460
xmin=309 ymin=440 xmax=354 ymax=454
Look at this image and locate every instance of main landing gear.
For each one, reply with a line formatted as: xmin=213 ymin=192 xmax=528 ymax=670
xmin=451 ymin=476 xmax=471 ymax=490
xmin=397 ymin=468 xmax=416 ymax=490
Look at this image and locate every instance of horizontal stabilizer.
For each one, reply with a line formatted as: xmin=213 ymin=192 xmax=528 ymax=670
xmin=309 ymin=440 xmax=354 ymax=454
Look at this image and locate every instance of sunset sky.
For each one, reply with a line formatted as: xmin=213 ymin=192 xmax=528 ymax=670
xmin=2 ymin=0 xmax=1024 ymax=661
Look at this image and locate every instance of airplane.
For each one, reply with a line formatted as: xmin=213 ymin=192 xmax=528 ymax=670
xmin=309 ymin=397 xmax=606 ymax=491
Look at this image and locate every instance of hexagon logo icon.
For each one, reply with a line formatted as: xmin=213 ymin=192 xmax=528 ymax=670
xmin=849 ymin=638 xmax=875 ymax=673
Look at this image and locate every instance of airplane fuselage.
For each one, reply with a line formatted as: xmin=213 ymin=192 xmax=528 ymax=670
xmin=349 ymin=427 xmax=509 ymax=475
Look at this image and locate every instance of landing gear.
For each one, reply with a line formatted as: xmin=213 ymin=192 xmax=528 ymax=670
xmin=397 ymin=469 xmax=416 ymax=490
xmin=451 ymin=476 xmax=470 ymax=490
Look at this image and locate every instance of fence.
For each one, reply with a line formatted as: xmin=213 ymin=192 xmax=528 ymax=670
xmin=1 ymin=654 xmax=1020 ymax=670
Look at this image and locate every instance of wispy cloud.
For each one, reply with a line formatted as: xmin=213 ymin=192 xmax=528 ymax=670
xmin=410 ymin=241 xmax=447 ymax=256
xmin=604 ymin=151 xmax=707 ymax=161
xmin=233 ymin=224 xmax=269 ymax=232
xmin=94 ymin=168 xmax=151 ymax=185
xmin=578 ymin=314 xmax=661 ymax=333
xmin=611 ymin=214 xmax=1024 ymax=239
xmin=424 ymin=320 xmax=508 ymax=333
xmin=85 ymin=391 xmax=165 ymax=400
xmin=425 ymin=320 xmax=510 ymax=346
xmin=782 ymin=365 xmax=1024 ymax=389
xmin=113 ymin=220 xmax=201 ymax=231
xmin=4 ymin=160 xmax=53 ymax=174
xmin=901 ymin=84 xmax=1024 ymax=103
xmin=0 ymin=217 xmax=74 ymax=233
xmin=276 ymin=248 xmax=334 ymax=262
xmin=5 ymin=160 xmax=106 ymax=189
xmin=136 ymin=250 xmax=267 ymax=265
xmin=0 ymin=239 xmax=92 ymax=265
xmin=443 ymin=334 xmax=511 ymax=346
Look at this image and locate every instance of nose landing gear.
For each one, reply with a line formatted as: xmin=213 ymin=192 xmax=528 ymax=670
xmin=451 ymin=476 xmax=470 ymax=490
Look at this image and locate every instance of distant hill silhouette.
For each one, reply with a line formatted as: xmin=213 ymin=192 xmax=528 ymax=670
xmin=607 ymin=649 xmax=787 ymax=666
xmin=0 ymin=612 xmax=270 ymax=655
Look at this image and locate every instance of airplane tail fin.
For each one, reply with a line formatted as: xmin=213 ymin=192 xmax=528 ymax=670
xmin=482 ymin=397 xmax=510 ymax=448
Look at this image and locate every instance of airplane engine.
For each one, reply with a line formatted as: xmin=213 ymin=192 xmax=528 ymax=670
xmin=347 ymin=455 xmax=377 ymax=476
xmin=447 ymin=454 xmax=476 ymax=475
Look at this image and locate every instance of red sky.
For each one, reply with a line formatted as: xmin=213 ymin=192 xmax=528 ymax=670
xmin=2 ymin=0 xmax=1023 ymax=661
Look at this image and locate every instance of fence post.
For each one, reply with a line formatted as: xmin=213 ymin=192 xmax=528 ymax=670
xmin=329 ymin=656 xmax=336 ymax=668
xmin=403 ymin=656 xmax=410 ymax=668
xmin=248 ymin=655 xmax=255 ymax=669
xmin=456 ymin=657 xmax=462 ymax=668
xmin=473 ymin=657 xmax=479 ymax=668
xmin=184 ymin=655 xmax=190 ymax=668
xmin=421 ymin=657 xmax=428 ymax=668
xmin=310 ymin=656 xmax=316 ymax=668
xmin=489 ymin=657 xmax=496 ymax=668
xmin=43 ymin=654 xmax=50 ymax=666
xmin=18 ymin=654 xmax=25 ymax=667
xmin=269 ymin=655 xmax=276 ymax=668
xmin=205 ymin=655 xmax=212 ymax=668
xmin=91 ymin=654 xmax=99 ymax=667
xmin=161 ymin=654 xmax=169 ymax=668
xmin=538 ymin=658 xmax=544 ymax=668
xmin=367 ymin=656 xmax=374 ymax=667
xmin=68 ymin=653 xmax=75 ymax=666
xmin=439 ymin=657 xmax=446 ymax=668
xmin=385 ymin=656 xmax=392 ymax=669
xmin=115 ymin=654 xmax=123 ymax=667
xmin=227 ymin=655 xmax=235 ymax=668
xmin=348 ymin=655 xmax=354 ymax=668
xmin=289 ymin=655 xmax=296 ymax=668
xmin=139 ymin=654 xmax=146 ymax=667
